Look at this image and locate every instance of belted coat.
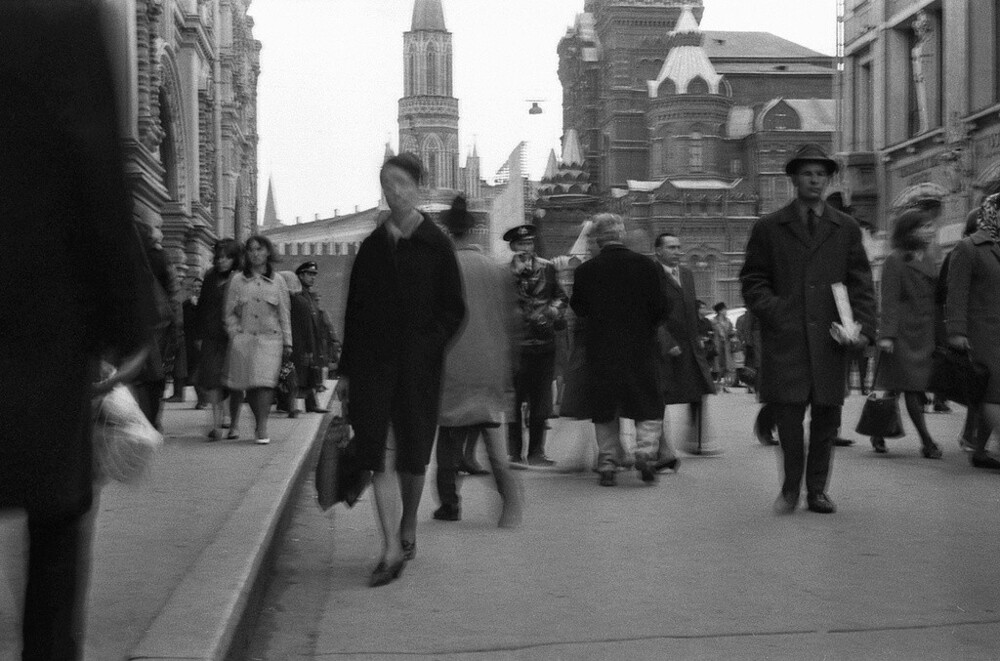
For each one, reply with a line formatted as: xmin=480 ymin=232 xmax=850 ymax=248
xmin=655 ymin=264 xmax=715 ymax=403
xmin=740 ymin=201 xmax=876 ymax=407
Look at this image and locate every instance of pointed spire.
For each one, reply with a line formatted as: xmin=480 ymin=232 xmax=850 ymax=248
xmin=543 ymin=149 xmax=559 ymax=180
xmin=561 ymin=129 xmax=584 ymax=167
xmin=673 ymin=4 xmax=700 ymax=35
xmin=411 ymin=0 xmax=446 ymax=31
xmin=383 ymin=141 xmax=396 ymax=161
xmin=262 ymin=176 xmax=280 ymax=229
xmin=471 ymin=141 xmax=479 ymax=159
xmin=648 ymin=4 xmax=722 ymax=96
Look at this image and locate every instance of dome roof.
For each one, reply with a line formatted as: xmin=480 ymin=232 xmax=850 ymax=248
xmin=647 ymin=5 xmax=723 ymax=97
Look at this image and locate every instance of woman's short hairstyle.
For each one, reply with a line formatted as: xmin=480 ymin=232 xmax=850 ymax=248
xmin=242 ymin=234 xmax=280 ymax=277
xmin=964 ymin=208 xmax=981 ymax=237
xmin=381 ymin=152 xmax=424 ymax=185
xmin=891 ymin=208 xmax=933 ymax=251
xmin=713 ymin=301 xmax=727 ymax=314
xmin=213 ymin=237 xmax=242 ymax=273
xmin=590 ymin=213 xmax=625 ymax=245
xmin=442 ymin=194 xmax=475 ymax=237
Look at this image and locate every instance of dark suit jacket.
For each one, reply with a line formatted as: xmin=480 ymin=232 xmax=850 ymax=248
xmin=570 ymin=244 xmax=667 ymax=422
xmin=740 ymin=200 xmax=876 ymax=406
xmin=0 ymin=2 xmax=153 ymax=516
xmin=656 ymin=264 xmax=715 ymax=403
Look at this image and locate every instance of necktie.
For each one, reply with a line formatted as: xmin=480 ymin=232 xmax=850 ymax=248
xmin=671 ymin=267 xmax=681 ymax=284
xmin=807 ymin=209 xmax=818 ymax=237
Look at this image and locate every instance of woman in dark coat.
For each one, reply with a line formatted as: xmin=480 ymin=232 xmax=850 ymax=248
xmin=196 ymin=238 xmax=242 ymax=441
xmin=870 ymin=209 xmax=942 ymax=458
xmin=947 ymin=193 xmax=1000 ymax=469
xmin=335 ymin=153 xmax=465 ymax=587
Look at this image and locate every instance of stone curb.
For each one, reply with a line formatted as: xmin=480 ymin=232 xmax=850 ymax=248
xmin=127 ymin=390 xmax=333 ymax=661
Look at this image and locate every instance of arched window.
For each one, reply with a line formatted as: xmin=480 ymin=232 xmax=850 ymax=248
xmin=687 ymin=76 xmax=709 ymax=95
xmin=424 ymin=134 xmax=443 ymax=188
xmin=427 ymin=43 xmax=438 ymax=95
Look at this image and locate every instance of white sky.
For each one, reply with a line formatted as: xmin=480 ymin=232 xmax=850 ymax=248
xmin=249 ymin=0 xmax=838 ymax=225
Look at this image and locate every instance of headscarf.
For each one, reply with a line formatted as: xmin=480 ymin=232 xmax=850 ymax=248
xmin=979 ymin=193 xmax=1000 ymax=242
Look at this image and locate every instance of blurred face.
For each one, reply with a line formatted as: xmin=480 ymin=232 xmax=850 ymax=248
xmin=915 ymin=220 xmax=937 ymax=247
xmin=189 ymin=279 xmax=203 ymax=298
xmin=380 ymin=164 xmax=419 ymax=214
xmin=698 ymin=303 xmax=709 ymax=317
xmin=215 ymin=252 xmax=235 ymax=274
xmin=298 ymin=271 xmax=317 ymax=289
xmin=511 ymin=238 xmax=535 ymax=255
xmin=246 ymin=240 xmax=269 ymax=268
xmin=655 ymin=236 xmax=682 ymax=267
xmin=791 ymin=163 xmax=830 ymax=203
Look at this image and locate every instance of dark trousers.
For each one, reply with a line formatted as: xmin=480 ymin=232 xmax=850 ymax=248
xmin=755 ymin=403 xmax=778 ymax=437
xmin=22 ymin=509 xmax=90 ymax=661
xmin=774 ymin=401 xmax=841 ymax=498
xmin=508 ymin=349 xmax=555 ymax=460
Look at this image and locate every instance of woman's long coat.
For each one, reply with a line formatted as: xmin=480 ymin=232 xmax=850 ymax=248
xmin=740 ymin=201 xmax=876 ymax=406
xmin=339 ymin=216 xmax=465 ymax=475
xmin=656 ymin=265 xmax=715 ymax=403
xmin=570 ymin=244 xmax=668 ymax=423
xmin=875 ymin=250 xmax=937 ymax=391
xmin=438 ymin=246 xmax=517 ymax=426
xmin=946 ymin=230 xmax=1000 ymax=403
xmin=224 ymin=270 xmax=292 ymax=390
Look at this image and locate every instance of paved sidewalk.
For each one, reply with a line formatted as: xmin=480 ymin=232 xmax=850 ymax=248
xmin=0 ymin=384 xmax=334 ymax=661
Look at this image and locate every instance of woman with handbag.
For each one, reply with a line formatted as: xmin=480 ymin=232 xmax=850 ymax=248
xmin=197 ymin=238 xmax=243 ymax=442
xmin=224 ymin=235 xmax=292 ymax=445
xmin=335 ymin=153 xmax=465 ymax=587
xmin=947 ymin=193 xmax=1000 ymax=470
xmin=869 ymin=209 xmax=942 ymax=458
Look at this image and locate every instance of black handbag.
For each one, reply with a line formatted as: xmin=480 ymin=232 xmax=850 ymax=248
xmin=315 ymin=415 xmax=371 ymax=510
xmin=855 ymin=354 xmax=905 ymax=438
xmin=928 ymin=347 xmax=989 ymax=408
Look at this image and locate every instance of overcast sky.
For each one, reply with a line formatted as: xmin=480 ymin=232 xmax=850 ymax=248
xmin=249 ymin=0 xmax=838 ymax=225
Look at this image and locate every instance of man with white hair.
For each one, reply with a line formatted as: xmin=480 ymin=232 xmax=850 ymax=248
xmin=570 ymin=213 xmax=669 ymax=486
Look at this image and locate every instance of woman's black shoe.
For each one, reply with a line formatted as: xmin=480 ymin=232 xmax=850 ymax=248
xmin=432 ymin=505 xmax=460 ymax=522
xmin=871 ymin=437 xmax=887 ymax=454
xmin=369 ymin=558 xmax=406 ymax=588
xmin=921 ymin=442 xmax=942 ymax=459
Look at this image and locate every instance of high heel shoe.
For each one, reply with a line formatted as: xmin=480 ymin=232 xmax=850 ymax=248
xmin=921 ymin=442 xmax=943 ymax=459
xmin=368 ymin=557 xmax=406 ymax=588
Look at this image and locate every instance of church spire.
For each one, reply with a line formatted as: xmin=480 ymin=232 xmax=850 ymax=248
xmin=262 ymin=176 xmax=280 ymax=229
xmin=411 ymin=0 xmax=446 ymax=31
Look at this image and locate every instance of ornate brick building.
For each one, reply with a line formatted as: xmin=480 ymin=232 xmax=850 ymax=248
xmin=100 ymin=0 xmax=260 ymax=280
xmin=554 ymin=0 xmax=836 ymax=306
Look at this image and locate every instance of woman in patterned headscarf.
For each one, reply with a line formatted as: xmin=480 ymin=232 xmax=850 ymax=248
xmin=946 ymin=193 xmax=1000 ymax=470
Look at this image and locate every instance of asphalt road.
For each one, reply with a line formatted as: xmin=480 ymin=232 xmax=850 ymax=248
xmin=243 ymin=391 xmax=1000 ymax=661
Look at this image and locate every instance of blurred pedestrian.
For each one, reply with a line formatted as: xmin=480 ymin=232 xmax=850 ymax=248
xmin=570 ymin=214 xmax=668 ymax=487
xmin=335 ymin=153 xmax=465 ymax=587
xmin=434 ymin=195 xmax=522 ymax=526
xmin=653 ymin=232 xmax=716 ymax=463
xmin=696 ymin=300 xmax=718 ymax=376
xmin=505 ymin=224 xmax=568 ymax=466
xmin=196 ymin=239 xmax=243 ymax=442
xmin=712 ymin=301 xmax=735 ymax=391
xmin=938 ymin=210 xmax=992 ymax=454
xmin=0 ymin=3 xmax=155 ymax=657
xmin=180 ymin=274 xmax=207 ymax=408
xmin=947 ymin=193 xmax=1000 ymax=470
xmin=224 ymin=236 xmax=292 ymax=445
xmin=868 ymin=209 xmax=942 ymax=458
xmin=276 ymin=271 xmax=304 ymax=416
xmin=740 ymin=144 xmax=875 ymax=515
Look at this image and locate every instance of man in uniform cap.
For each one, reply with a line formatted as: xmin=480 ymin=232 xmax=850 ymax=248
xmin=740 ymin=143 xmax=876 ymax=515
xmin=289 ymin=261 xmax=329 ymax=414
xmin=504 ymin=224 xmax=567 ymax=466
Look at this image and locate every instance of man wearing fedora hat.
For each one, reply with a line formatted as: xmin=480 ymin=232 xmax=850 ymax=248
xmin=740 ymin=144 xmax=876 ymax=514
xmin=503 ymin=224 xmax=567 ymax=466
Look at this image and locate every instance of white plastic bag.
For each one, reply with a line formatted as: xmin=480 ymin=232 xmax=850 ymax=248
xmin=549 ymin=418 xmax=598 ymax=472
xmin=92 ymin=384 xmax=163 ymax=483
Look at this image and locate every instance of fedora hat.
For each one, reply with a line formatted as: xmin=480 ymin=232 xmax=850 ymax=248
xmin=785 ymin=144 xmax=838 ymax=176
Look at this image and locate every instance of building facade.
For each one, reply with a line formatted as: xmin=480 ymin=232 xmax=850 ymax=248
xmin=838 ymin=0 xmax=1000 ymax=247
xmin=556 ymin=0 xmax=836 ymax=306
xmin=100 ymin=0 xmax=260 ymax=279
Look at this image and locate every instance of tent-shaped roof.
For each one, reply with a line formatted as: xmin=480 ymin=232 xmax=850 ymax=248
xmin=411 ymin=0 xmax=446 ymax=31
xmin=648 ymin=5 xmax=723 ymax=97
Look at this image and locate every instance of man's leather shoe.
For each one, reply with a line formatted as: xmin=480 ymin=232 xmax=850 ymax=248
xmin=635 ymin=456 xmax=657 ymax=483
xmin=654 ymin=457 xmax=680 ymax=473
xmin=773 ymin=492 xmax=797 ymax=514
xmin=806 ymin=494 xmax=837 ymax=514
xmin=598 ymin=470 xmax=616 ymax=487
xmin=526 ymin=455 xmax=555 ymax=467
xmin=833 ymin=436 xmax=854 ymax=447
xmin=432 ymin=505 xmax=460 ymax=521
xmin=306 ymin=407 xmax=330 ymax=414
xmin=288 ymin=409 xmax=300 ymax=419
xmin=971 ymin=453 xmax=1000 ymax=470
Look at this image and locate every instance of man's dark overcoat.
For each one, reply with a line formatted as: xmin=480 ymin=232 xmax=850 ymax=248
xmin=290 ymin=289 xmax=321 ymax=388
xmin=0 ymin=2 xmax=152 ymax=517
xmin=656 ymin=264 xmax=716 ymax=403
xmin=740 ymin=201 xmax=876 ymax=407
xmin=570 ymin=244 xmax=668 ymax=423
xmin=338 ymin=216 xmax=465 ymax=475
